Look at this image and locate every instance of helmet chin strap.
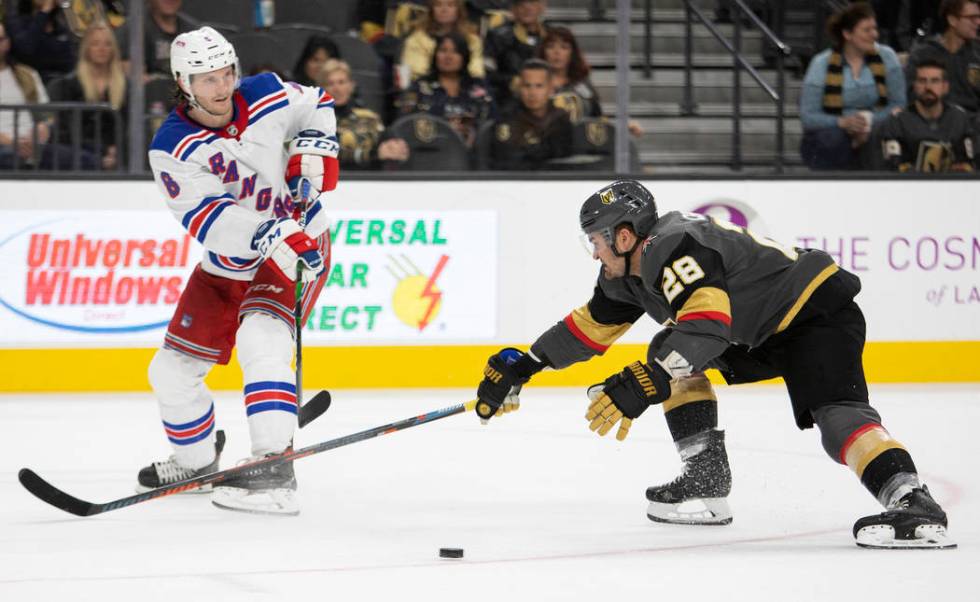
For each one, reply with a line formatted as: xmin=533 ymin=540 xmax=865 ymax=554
xmin=611 ymin=229 xmax=641 ymax=277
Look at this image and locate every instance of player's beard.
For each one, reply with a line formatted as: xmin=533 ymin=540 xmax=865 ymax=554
xmin=918 ymin=92 xmax=939 ymax=108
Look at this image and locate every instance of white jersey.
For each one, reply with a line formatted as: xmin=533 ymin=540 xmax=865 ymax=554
xmin=148 ymin=73 xmax=336 ymax=281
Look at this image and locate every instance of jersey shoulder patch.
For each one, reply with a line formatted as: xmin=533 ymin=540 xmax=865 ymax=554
xmin=149 ymin=110 xmax=218 ymax=161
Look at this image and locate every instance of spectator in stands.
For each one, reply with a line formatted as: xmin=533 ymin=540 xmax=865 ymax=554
xmin=799 ymin=2 xmax=905 ymax=170
xmin=538 ymin=26 xmax=598 ymax=123
xmin=400 ymin=0 xmax=484 ymax=83
xmin=116 ymin=0 xmax=194 ymax=80
xmin=398 ymin=32 xmax=495 ymax=147
xmin=48 ymin=22 xmax=126 ymax=170
xmin=318 ymin=59 xmax=410 ymax=170
xmin=911 ymin=1 xmax=944 ymax=37
xmin=0 ymin=22 xmax=95 ymax=170
xmin=877 ymin=58 xmax=976 ymax=172
xmin=5 ymin=0 xmax=77 ymax=83
xmin=536 ymin=25 xmax=646 ymax=140
xmin=490 ymin=58 xmax=571 ymax=170
xmin=484 ymin=0 xmax=547 ymax=105
xmin=907 ymin=0 xmax=980 ymax=115
xmin=291 ymin=35 xmax=341 ymax=87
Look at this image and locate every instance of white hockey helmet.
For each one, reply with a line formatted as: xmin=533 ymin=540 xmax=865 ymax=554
xmin=170 ymin=26 xmax=240 ymax=106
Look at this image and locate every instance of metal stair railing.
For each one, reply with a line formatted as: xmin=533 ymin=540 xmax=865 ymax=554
xmin=681 ymin=0 xmax=792 ymax=172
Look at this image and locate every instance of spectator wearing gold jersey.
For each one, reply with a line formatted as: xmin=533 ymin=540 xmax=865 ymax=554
xmin=398 ymin=32 xmax=496 ymax=147
xmin=400 ymin=0 xmax=484 ymax=83
xmin=317 ymin=59 xmax=409 ymax=170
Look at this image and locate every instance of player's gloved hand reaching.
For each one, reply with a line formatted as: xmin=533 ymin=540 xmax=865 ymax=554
xmin=585 ymin=361 xmax=671 ymax=441
xmin=252 ymin=218 xmax=324 ymax=283
xmin=475 ymin=348 xmax=545 ymax=421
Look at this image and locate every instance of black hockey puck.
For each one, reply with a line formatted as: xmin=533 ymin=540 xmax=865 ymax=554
xmin=439 ymin=547 xmax=464 ymax=559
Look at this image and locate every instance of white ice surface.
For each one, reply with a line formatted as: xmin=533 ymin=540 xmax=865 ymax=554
xmin=1 ymin=384 xmax=977 ymax=601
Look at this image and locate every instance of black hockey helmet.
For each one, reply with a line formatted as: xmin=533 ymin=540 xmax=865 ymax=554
xmin=579 ymin=180 xmax=658 ymax=254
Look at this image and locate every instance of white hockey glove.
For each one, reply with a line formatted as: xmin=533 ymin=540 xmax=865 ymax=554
xmin=251 ymin=218 xmax=324 ymax=283
xmin=285 ymin=128 xmax=340 ymax=195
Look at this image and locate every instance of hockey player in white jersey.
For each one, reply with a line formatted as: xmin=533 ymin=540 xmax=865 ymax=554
xmin=137 ymin=27 xmax=339 ymax=515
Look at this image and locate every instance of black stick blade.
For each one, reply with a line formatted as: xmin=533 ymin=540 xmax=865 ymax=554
xmin=18 ymin=468 xmax=98 ymax=517
xmin=298 ymin=390 xmax=331 ymax=428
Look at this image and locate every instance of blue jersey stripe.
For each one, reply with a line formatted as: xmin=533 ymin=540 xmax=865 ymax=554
xmin=162 ymin=403 xmax=215 ymax=430
xmin=238 ymin=72 xmax=286 ymax=106
xmin=244 ymin=380 xmax=296 ymax=394
xmin=179 ymin=135 xmax=219 ymax=161
xmin=195 ymin=201 xmax=234 ymax=243
xmin=249 ymin=100 xmax=289 ymax=126
xmin=167 ymin=422 xmax=215 ymax=445
xmin=149 ymin=112 xmax=200 ymax=154
xmin=181 ymin=194 xmax=234 ymax=229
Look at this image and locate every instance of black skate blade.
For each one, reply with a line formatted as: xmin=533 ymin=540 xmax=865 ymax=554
xmin=18 ymin=468 xmax=97 ymax=517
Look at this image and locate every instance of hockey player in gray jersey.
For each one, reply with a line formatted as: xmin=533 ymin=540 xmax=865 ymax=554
xmin=878 ymin=58 xmax=976 ymax=173
xmin=474 ymin=180 xmax=955 ymax=549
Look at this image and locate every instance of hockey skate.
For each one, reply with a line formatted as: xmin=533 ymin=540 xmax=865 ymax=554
xmin=853 ymin=485 xmax=956 ymax=549
xmin=211 ymin=452 xmax=298 ymax=516
xmin=646 ymin=429 xmax=733 ymax=525
xmin=136 ymin=430 xmax=226 ymax=493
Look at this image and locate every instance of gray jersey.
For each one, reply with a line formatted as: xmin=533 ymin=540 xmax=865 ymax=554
xmin=532 ymin=211 xmax=841 ymax=376
xmin=877 ymin=103 xmax=976 ymax=172
xmin=907 ymin=36 xmax=980 ymax=113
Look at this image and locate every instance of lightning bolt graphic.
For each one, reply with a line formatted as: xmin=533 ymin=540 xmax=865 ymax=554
xmin=417 ymin=254 xmax=449 ymax=331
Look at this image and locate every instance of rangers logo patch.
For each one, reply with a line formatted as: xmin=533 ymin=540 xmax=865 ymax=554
xmin=180 ymin=314 xmax=193 ymax=328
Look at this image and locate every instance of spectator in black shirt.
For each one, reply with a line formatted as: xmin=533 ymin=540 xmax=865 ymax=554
xmin=291 ymin=35 xmax=341 ymax=88
xmin=907 ymin=0 xmax=980 ymax=114
xmin=116 ymin=0 xmax=195 ymax=80
xmin=484 ymin=0 xmax=547 ymax=105
xmin=490 ymin=58 xmax=572 ymax=170
xmin=49 ymin=22 xmax=127 ymax=170
xmin=5 ymin=0 xmax=77 ymax=83
xmin=878 ymin=58 xmax=976 ymax=172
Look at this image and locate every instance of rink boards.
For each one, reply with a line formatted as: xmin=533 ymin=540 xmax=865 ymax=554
xmin=0 ymin=179 xmax=977 ymax=391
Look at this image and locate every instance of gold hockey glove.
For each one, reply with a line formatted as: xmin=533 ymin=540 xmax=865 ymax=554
xmin=586 ymin=361 xmax=671 ymax=441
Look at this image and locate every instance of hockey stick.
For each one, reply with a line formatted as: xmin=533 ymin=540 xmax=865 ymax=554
xmin=18 ymin=398 xmax=478 ymax=517
xmin=292 ymin=179 xmax=329 ymax=429
xmin=295 ymin=178 xmax=309 ymax=425
xmin=298 ymin=389 xmax=331 ymax=429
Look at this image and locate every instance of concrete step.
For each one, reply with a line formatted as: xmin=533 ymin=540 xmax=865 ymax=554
xmin=630 ymin=117 xmax=801 ymax=155
xmin=571 ymin=22 xmax=766 ymax=55
xmin=589 ymin=69 xmax=802 ymax=105
xmin=603 ymin=101 xmax=799 ymax=118
xmin=547 ymin=6 xmax=817 ymax=25
xmin=585 ymin=50 xmax=769 ymax=68
xmin=638 ymin=149 xmax=803 ymax=169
